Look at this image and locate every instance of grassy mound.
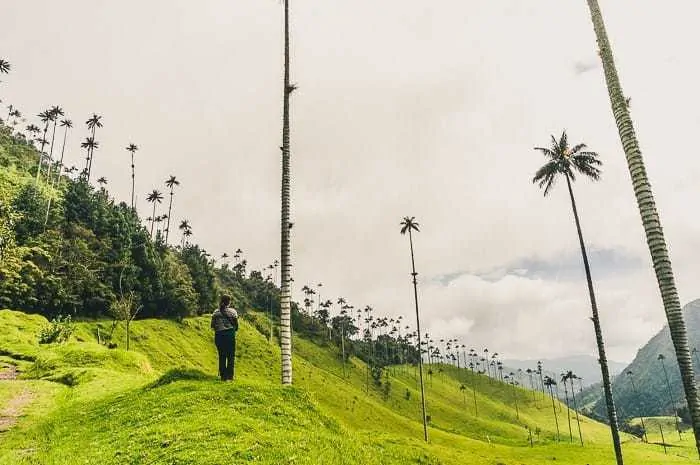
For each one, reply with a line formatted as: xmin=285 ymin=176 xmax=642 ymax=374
xmin=0 ymin=309 xmax=696 ymax=464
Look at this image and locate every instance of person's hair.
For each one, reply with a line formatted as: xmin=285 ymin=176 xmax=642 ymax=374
xmin=219 ymin=294 xmax=231 ymax=310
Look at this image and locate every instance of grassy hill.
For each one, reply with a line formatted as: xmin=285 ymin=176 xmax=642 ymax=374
xmin=0 ymin=309 xmax=695 ymax=464
xmin=583 ymin=299 xmax=700 ymax=420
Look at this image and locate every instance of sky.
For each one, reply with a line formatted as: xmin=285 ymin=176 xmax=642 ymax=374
xmin=2 ymin=0 xmax=700 ymax=363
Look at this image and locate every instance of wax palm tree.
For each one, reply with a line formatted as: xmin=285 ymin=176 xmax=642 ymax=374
xmin=54 ymin=119 xmax=72 ymax=186
xmin=126 ymin=143 xmax=138 ymax=210
xmin=565 ymin=371 xmax=584 ymax=446
xmin=544 ymin=376 xmax=561 ymax=442
xmin=278 ymin=0 xmax=296 ymax=387
xmin=146 ymin=190 xmax=163 ymax=237
xmin=561 ymin=372 xmax=573 ymax=443
xmin=46 ymin=106 xmax=64 ymax=178
xmin=658 ymin=354 xmax=682 ymax=440
xmin=81 ymin=137 xmax=99 ymax=178
xmin=400 ymin=216 xmax=428 ymax=442
xmin=585 ymin=2 xmax=700 ymax=454
xmin=626 ymin=370 xmax=647 ymax=443
xmin=35 ymin=109 xmax=52 ymax=184
xmin=179 ymin=220 xmax=192 ymax=247
xmin=85 ymin=113 xmax=102 ymax=180
xmin=533 ymin=130 xmax=622 ymax=463
xmin=0 ymin=59 xmax=9 ymax=75
xmin=164 ymin=175 xmax=180 ymax=245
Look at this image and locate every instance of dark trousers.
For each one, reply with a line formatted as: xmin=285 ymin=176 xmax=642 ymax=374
xmin=215 ymin=331 xmax=236 ymax=380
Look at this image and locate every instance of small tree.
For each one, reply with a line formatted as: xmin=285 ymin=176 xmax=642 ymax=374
xmin=109 ymin=293 xmax=142 ymax=350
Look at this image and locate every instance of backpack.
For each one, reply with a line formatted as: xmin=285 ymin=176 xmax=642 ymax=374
xmin=222 ymin=308 xmax=239 ymax=332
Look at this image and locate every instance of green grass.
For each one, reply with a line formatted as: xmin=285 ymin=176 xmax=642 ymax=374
xmin=0 ymin=309 xmax=696 ymax=464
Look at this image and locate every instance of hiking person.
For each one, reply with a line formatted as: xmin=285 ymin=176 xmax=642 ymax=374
xmin=211 ymin=294 xmax=238 ymax=381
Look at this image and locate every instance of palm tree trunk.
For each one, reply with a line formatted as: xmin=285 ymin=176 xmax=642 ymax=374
xmin=54 ymin=125 xmax=69 ymax=187
xmin=564 ymin=383 xmax=573 ymax=443
xmin=87 ymin=126 xmax=96 ymax=181
xmin=131 ymin=153 xmax=135 ymax=210
xmin=165 ymin=188 xmax=174 ymax=245
xmin=150 ymin=203 xmax=157 ymax=238
xmin=549 ymin=386 xmax=561 ymax=442
xmin=570 ymin=378 xmax=584 ymax=446
xmin=35 ymin=123 xmax=49 ymax=185
xmin=279 ymin=0 xmax=293 ymax=386
xmin=46 ymin=119 xmax=58 ymax=178
xmin=565 ymin=174 xmax=623 ymax=464
xmin=585 ymin=1 xmax=700 ymax=456
xmin=660 ymin=358 xmax=682 ymax=441
xmin=408 ymin=228 xmax=429 ymax=442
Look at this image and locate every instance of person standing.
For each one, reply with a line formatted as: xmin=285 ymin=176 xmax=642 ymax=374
xmin=211 ymin=295 xmax=238 ymax=381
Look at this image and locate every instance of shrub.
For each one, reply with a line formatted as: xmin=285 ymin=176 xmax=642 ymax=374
xmin=38 ymin=315 xmax=74 ymax=344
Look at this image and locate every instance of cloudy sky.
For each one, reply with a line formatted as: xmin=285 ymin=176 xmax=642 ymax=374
xmin=2 ymin=0 xmax=700 ymax=363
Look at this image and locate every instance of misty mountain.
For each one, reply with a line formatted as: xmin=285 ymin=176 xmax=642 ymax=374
xmin=587 ymin=299 xmax=700 ymax=419
xmin=502 ymin=355 xmax=627 ymax=389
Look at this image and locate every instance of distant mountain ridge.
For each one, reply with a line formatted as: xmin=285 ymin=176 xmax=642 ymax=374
xmin=503 ymin=355 xmax=627 ymax=389
xmin=586 ymin=299 xmax=700 ymax=419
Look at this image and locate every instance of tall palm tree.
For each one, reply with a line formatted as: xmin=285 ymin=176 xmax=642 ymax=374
xmin=658 ymin=354 xmax=682 ymax=440
xmin=585 ymin=2 xmax=700 ymax=454
xmin=35 ymin=109 xmax=52 ymax=184
xmin=544 ymin=376 xmax=561 ymax=442
xmin=126 ymin=143 xmax=138 ymax=210
xmin=54 ymin=119 xmax=72 ymax=186
xmin=400 ymin=216 xmax=428 ymax=442
xmin=533 ymin=131 xmax=623 ymax=465
xmin=178 ymin=219 xmax=191 ymax=247
xmin=566 ymin=371 xmax=584 ymax=446
xmin=164 ymin=175 xmax=179 ymax=245
xmin=46 ymin=106 xmax=64 ymax=178
xmin=279 ymin=0 xmax=295 ymax=386
xmin=626 ymin=370 xmax=647 ymax=443
xmin=81 ymin=137 xmax=99 ymax=178
xmin=85 ymin=113 xmax=102 ymax=180
xmin=561 ymin=372 xmax=573 ymax=443
xmin=146 ymin=190 xmax=164 ymax=238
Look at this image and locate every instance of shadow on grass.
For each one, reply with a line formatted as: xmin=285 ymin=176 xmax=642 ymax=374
xmin=146 ymin=368 xmax=218 ymax=389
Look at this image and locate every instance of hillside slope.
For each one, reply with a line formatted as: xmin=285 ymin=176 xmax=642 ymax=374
xmin=586 ymin=299 xmax=700 ymax=419
xmin=0 ymin=309 xmax=695 ymax=464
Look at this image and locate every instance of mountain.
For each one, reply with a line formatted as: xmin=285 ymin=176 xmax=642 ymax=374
xmin=502 ymin=355 xmax=627 ymax=389
xmin=587 ymin=299 xmax=700 ymax=419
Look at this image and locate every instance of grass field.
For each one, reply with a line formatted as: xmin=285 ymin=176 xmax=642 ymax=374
xmin=0 ymin=309 xmax=696 ymax=464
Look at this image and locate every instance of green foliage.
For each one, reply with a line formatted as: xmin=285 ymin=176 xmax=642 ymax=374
xmin=37 ymin=315 xmax=74 ymax=344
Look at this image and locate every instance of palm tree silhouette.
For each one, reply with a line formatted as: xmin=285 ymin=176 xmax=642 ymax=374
xmin=46 ymin=106 xmax=64 ymax=179
xmin=626 ymin=370 xmax=647 ymax=443
xmin=164 ymin=175 xmax=180 ymax=245
xmin=400 ymin=216 xmax=428 ymax=442
xmin=533 ymin=130 xmax=622 ymax=462
xmin=55 ymin=119 xmax=73 ymax=186
xmin=126 ymin=143 xmax=138 ymax=210
xmin=658 ymin=354 xmax=682 ymax=440
xmin=544 ymin=376 xmax=561 ymax=442
xmin=146 ymin=190 xmax=164 ymax=238
xmin=560 ymin=372 xmax=573 ymax=443
xmin=85 ymin=113 xmax=103 ymax=180
xmin=81 ymin=137 xmax=99 ymax=178
xmin=178 ymin=219 xmax=192 ymax=247
xmin=0 ymin=59 xmax=9 ymax=74
xmin=586 ymin=3 xmax=700 ymax=455
xmin=35 ymin=109 xmax=52 ymax=184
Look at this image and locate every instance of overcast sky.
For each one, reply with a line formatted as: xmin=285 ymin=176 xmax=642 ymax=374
xmin=2 ymin=0 xmax=700 ymax=363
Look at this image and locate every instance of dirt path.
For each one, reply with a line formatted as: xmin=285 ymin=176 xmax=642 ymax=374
xmin=0 ymin=364 xmax=32 ymax=433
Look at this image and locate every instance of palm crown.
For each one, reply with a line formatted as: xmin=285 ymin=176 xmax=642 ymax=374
xmin=400 ymin=216 xmax=420 ymax=235
xmin=126 ymin=143 xmax=138 ymax=153
xmin=0 ymin=59 xmax=10 ymax=74
xmin=165 ymin=175 xmax=179 ymax=189
xmin=60 ymin=119 xmax=73 ymax=128
xmin=146 ymin=190 xmax=163 ymax=204
xmin=532 ymin=130 xmax=602 ymax=196
xmin=86 ymin=114 xmax=103 ymax=130
xmin=81 ymin=137 xmax=99 ymax=151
